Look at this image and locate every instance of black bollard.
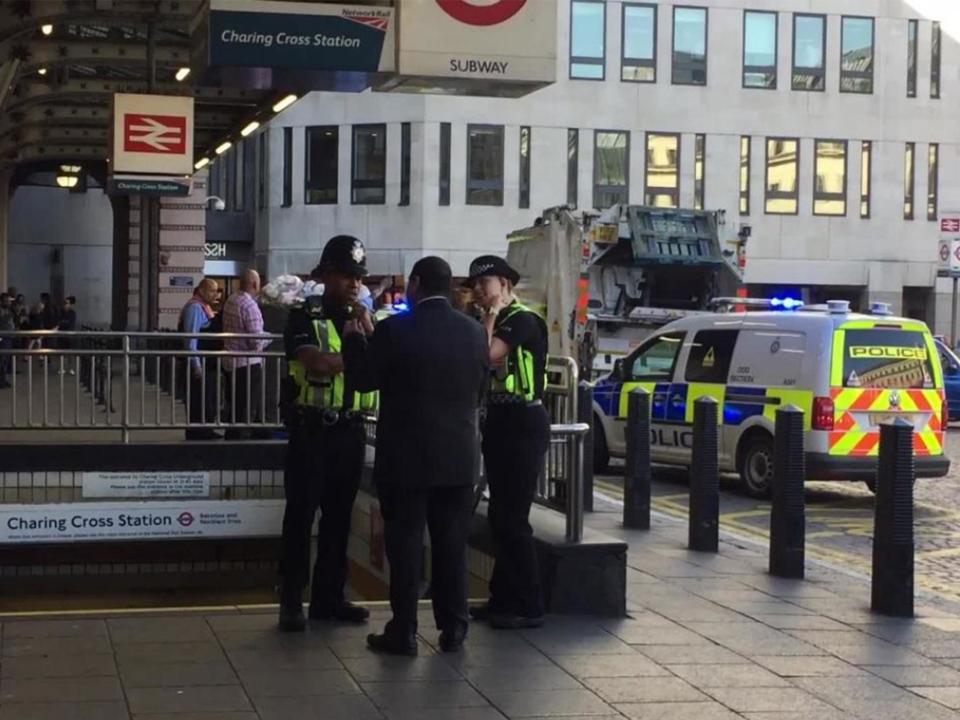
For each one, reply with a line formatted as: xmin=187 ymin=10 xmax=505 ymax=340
xmin=769 ymin=405 xmax=806 ymax=578
xmin=579 ymin=381 xmax=595 ymax=513
xmin=871 ymin=418 xmax=915 ymax=618
xmin=623 ymin=388 xmax=651 ymax=529
xmin=689 ymin=396 xmax=719 ymax=552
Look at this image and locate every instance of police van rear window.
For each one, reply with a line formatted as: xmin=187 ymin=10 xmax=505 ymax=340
xmin=841 ymin=329 xmax=934 ymax=389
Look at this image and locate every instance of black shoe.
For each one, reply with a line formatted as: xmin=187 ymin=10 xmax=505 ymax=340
xmin=278 ymin=605 xmax=306 ymax=632
xmin=488 ymin=613 xmax=545 ymax=630
xmin=367 ymin=632 xmax=418 ymax=656
xmin=185 ymin=429 xmax=222 ymax=441
xmin=309 ymin=601 xmax=370 ymax=623
xmin=438 ymin=630 xmax=466 ymax=652
xmin=469 ymin=603 xmax=492 ymax=621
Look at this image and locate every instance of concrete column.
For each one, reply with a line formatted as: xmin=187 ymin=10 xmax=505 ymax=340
xmin=157 ymin=172 xmax=207 ymax=330
xmin=0 ymin=169 xmax=10 ymax=291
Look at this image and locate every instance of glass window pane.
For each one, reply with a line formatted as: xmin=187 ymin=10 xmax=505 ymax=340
xmin=904 ymin=142 xmax=915 ymax=220
xmin=400 ymin=123 xmax=411 ymax=207
xmin=860 ymin=141 xmax=871 ymax=218
xmin=519 ymin=126 xmax=531 ymax=210
xmin=694 ymin=134 xmax=705 ymax=210
xmin=907 ymin=20 xmax=918 ymax=98
xmin=645 ymin=133 xmax=679 ymax=207
xmin=594 ymin=131 xmax=629 ymax=208
xmin=740 ymin=136 xmax=751 ymax=215
xmin=572 ymin=62 xmax=604 ymax=79
xmin=352 ymin=125 xmax=385 ymax=205
xmin=744 ymin=11 xmax=777 ymax=89
xmin=282 ymin=127 xmax=292 ymax=208
xmin=673 ymin=7 xmax=707 ymax=85
xmin=841 ymin=17 xmax=873 ymax=93
xmin=766 ymin=138 xmax=798 ymax=214
xmin=793 ymin=15 xmax=825 ymax=90
xmin=571 ymin=0 xmax=605 ymax=79
xmin=306 ymin=126 xmax=338 ymax=205
xmin=567 ymin=129 xmax=579 ymax=207
xmin=624 ymin=5 xmax=655 ymax=60
xmin=931 ymin=21 xmax=941 ymax=98
xmin=467 ymin=125 xmax=504 ymax=206
xmin=439 ymin=122 xmax=451 ymax=207
xmin=928 ymin=143 xmax=939 ymax=221
xmin=814 ymin=140 xmax=846 ymax=216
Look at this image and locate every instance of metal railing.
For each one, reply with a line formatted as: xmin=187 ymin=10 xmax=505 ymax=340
xmin=0 ymin=330 xmax=286 ymax=442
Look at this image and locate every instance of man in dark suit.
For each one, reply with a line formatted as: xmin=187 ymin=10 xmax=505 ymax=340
xmin=343 ymin=256 xmax=489 ymax=656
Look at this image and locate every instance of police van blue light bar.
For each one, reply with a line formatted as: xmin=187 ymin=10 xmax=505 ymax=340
xmin=770 ymin=297 xmax=803 ymax=310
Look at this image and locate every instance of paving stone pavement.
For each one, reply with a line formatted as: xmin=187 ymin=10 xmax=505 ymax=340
xmin=2 ymin=506 xmax=960 ymax=719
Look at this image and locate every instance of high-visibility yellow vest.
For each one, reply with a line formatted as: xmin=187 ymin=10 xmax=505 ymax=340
xmin=287 ymin=318 xmax=377 ymax=412
xmin=490 ymin=302 xmax=546 ymax=403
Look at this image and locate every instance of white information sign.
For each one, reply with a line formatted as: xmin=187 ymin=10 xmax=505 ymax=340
xmin=938 ymin=212 xmax=960 ymax=277
xmin=0 ymin=500 xmax=284 ymax=544
xmin=82 ymin=472 xmax=210 ymax=499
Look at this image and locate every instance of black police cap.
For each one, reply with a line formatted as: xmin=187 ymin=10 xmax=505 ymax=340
xmin=312 ymin=235 xmax=368 ymax=278
xmin=467 ymin=255 xmax=520 ymax=285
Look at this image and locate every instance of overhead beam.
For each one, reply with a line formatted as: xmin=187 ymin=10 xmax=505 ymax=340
xmin=6 ymin=80 xmax=262 ymax=113
xmin=16 ymin=40 xmax=190 ymax=69
xmin=0 ymin=1 xmax=195 ymax=44
xmin=0 ymin=105 xmax=238 ymax=137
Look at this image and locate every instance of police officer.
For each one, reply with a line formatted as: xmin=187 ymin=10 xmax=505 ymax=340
xmin=278 ymin=235 xmax=377 ymax=632
xmin=466 ymin=255 xmax=550 ymax=629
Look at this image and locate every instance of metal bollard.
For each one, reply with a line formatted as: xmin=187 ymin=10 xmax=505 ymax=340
xmin=578 ymin=381 xmax=595 ymax=513
xmin=623 ymin=388 xmax=651 ymax=529
xmin=689 ymin=396 xmax=719 ymax=552
xmin=871 ymin=418 xmax=915 ymax=618
xmin=769 ymin=405 xmax=805 ymax=578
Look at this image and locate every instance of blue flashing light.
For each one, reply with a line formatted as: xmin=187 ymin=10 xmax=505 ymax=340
xmin=770 ymin=297 xmax=803 ymax=311
xmin=392 ymin=302 xmax=410 ymax=313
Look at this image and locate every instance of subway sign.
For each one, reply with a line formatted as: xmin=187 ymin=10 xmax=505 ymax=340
xmin=207 ymin=0 xmax=394 ymax=72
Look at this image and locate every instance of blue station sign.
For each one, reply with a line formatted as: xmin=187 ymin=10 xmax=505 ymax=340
xmin=208 ymin=0 xmax=394 ymax=72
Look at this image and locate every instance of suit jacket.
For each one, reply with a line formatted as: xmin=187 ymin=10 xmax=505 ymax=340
xmin=343 ymin=297 xmax=489 ymax=488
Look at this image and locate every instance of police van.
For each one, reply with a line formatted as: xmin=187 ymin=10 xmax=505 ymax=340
xmin=591 ymin=299 xmax=950 ymax=496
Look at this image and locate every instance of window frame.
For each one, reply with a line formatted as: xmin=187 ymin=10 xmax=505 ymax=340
xmin=907 ymin=19 xmax=918 ymax=98
xmin=626 ymin=331 xmax=686 ymax=382
xmin=904 ymin=141 xmax=916 ymax=221
xmin=465 ymin=123 xmax=505 ymax=207
xmin=567 ymin=128 xmax=579 ymax=207
xmin=593 ymin=129 xmax=630 ymax=210
xmin=304 ymin=125 xmax=339 ymax=206
xmin=742 ymin=9 xmax=778 ymax=90
xmin=812 ymin=138 xmax=848 ymax=217
xmin=281 ymin=127 xmax=292 ymax=208
xmin=694 ymin=133 xmax=706 ymax=211
xmin=439 ymin=122 xmax=451 ymax=207
xmin=351 ymin=123 xmax=387 ymax=206
xmin=569 ymin=0 xmax=606 ymax=81
xmin=931 ymin=21 xmax=941 ymax=99
xmin=621 ymin=2 xmax=657 ymax=83
xmin=860 ymin=140 xmax=872 ymax=219
xmin=928 ymin=143 xmax=939 ymax=221
xmin=839 ymin=15 xmax=874 ymax=94
xmin=643 ymin=131 xmax=681 ymax=208
xmin=792 ymin=13 xmax=826 ymax=92
xmin=684 ymin=329 xmax=739 ymax=384
xmin=671 ymin=5 xmax=708 ymax=86
xmin=739 ymin=136 xmax=751 ymax=216
xmin=399 ymin=122 xmax=411 ymax=207
xmin=764 ymin=137 xmax=800 ymax=216
xmin=519 ymin=125 xmax=531 ymax=210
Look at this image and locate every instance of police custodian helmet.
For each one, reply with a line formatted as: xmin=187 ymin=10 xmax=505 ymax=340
xmin=467 ymin=255 xmax=520 ymax=285
xmin=312 ymin=235 xmax=368 ymax=278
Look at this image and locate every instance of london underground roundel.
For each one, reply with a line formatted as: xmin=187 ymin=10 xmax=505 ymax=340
xmin=436 ymin=0 xmax=527 ymax=26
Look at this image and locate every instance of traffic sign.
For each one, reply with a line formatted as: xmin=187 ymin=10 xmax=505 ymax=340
xmin=941 ymin=243 xmax=950 ymax=262
xmin=112 ymin=93 xmax=194 ymax=175
xmin=939 ymin=211 xmax=960 ymax=278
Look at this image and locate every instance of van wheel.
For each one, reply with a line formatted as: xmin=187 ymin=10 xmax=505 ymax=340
xmin=593 ymin=416 xmax=610 ymax=474
xmin=739 ymin=433 xmax=775 ymax=498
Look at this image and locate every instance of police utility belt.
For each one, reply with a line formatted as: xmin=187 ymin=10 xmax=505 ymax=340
xmin=487 ymin=395 xmax=543 ymax=408
xmin=290 ymin=405 xmax=368 ymax=427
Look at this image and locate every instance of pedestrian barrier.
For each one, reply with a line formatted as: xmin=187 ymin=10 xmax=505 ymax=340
xmin=689 ymin=396 xmax=719 ymax=552
xmin=769 ymin=405 xmax=806 ymax=578
xmin=871 ymin=418 xmax=916 ymax=617
xmin=623 ymin=387 xmax=651 ymax=530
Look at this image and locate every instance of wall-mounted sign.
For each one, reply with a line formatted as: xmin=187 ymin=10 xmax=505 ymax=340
xmin=0 ymin=500 xmax=284 ymax=544
xmin=205 ymin=243 xmax=227 ymax=259
xmin=396 ymin=0 xmax=556 ymax=83
xmin=112 ymin=94 xmax=195 ymax=176
xmin=82 ymin=472 xmax=210 ymax=499
xmin=939 ymin=212 xmax=960 ymax=278
xmin=108 ymin=175 xmax=192 ymax=197
xmin=169 ymin=276 xmax=195 ymax=288
xmin=208 ymin=0 xmax=395 ymax=72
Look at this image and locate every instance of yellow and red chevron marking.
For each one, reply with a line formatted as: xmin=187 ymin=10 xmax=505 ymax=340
xmin=828 ymin=387 xmax=944 ymax=457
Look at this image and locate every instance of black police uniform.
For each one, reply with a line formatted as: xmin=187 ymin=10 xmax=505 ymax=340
xmin=483 ymin=300 xmax=550 ymax=622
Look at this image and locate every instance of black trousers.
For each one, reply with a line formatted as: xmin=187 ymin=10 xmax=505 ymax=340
xmin=228 ymin=364 xmax=263 ymax=422
xmin=482 ymin=403 xmax=551 ymax=618
xmin=186 ymin=365 xmax=218 ymax=425
xmin=280 ymin=421 xmax=365 ymax=610
xmin=377 ymin=483 xmax=474 ymax=642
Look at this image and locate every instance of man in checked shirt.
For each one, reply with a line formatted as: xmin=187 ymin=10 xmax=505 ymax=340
xmin=223 ymin=269 xmax=270 ymax=439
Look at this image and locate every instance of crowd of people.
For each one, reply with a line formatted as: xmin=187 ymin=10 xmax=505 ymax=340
xmin=0 ymin=287 xmax=78 ymax=388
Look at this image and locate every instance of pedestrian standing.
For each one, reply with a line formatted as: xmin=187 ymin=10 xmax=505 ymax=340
xmin=277 ymin=236 xmax=378 ymax=632
xmin=222 ymin=269 xmax=269 ymax=439
xmin=180 ymin=279 xmax=221 ymax=440
xmin=466 ymin=255 xmax=550 ymax=629
xmin=0 ymin=293 xmax=14 ymax=388
xmin=344 ymin=256 xmax=489 ymax=655
xmin=56 ymin=296 xmax=78 ymax=376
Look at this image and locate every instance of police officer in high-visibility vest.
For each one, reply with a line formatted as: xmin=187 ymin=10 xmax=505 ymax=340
xmin=466 ymin=255 xmax=550 ymax=629
xmin=278 ymin=235 xmax=377 ymax=632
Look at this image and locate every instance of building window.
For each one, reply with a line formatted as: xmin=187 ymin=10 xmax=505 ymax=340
xmin=694 ymin=134 xmax=705 ymax=210
xmin=570 ymin=0 xmax=605 ymax=80
xmin=860 ymin=141 xmax=871 ymax=219
xmin=672 ymin=6 xmax=707 ymax=85
xmin=257 ymin=131 xmax=267 ymax=210
xmin=928 ymin=143 xmax=939 ymax=221
xmin=840 ymin=16 xmax=873 ymax=93
xmin=931 ymin=21 xmax=941 ymax=99
xmin=765 ymin=138 xmax=799 ymax=215
xmin=593 ymin=130 xmax=629 ymax=209
xmin=439 ymin=122 xmax=451 ymax=206
xmin=813 ymin=139 xmax=847 ymax=216
xmin=793 ymin=14 xmax=825 ymax=91
xmin=225 ymin=147 xmax=235 ymax=210
xmin=907 ymin=19 xmax=918 ymax=98
xmin=305 ymin=126 xmax=338 ymax=205
xmin=233 ymin=142 xmax=244 ymax=211
xmin=743 ymin=10 xmax=777 ymax=89
xmin=519 ymin=126 xmax=531 ymax=209
xmin=622 ymin=3 xmax=656 ymax=82
xmin=740 ymin=136 xmax=751 ymax=216
xmin=400 ymin=122 xmax=411 ymax=206
xmin=352 ymin=124 xmax=386 ymax=205
xmin=645 ymin=133 xmax=680 ymax=208
xmin=567 ymin=129 xmax=579 ymax=207
xmin=466 ymin=124 xmax=504 ymax=206
xmin=904 ymin=142 xmax=915 ymax=220
xmin=282 ymin=127 xmax=292 ymax=208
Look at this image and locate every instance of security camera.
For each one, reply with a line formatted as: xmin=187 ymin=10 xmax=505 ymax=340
xmin=203 ymin=195 xmax=226 ymax=211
